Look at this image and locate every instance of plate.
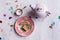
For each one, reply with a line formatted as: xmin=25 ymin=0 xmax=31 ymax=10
xmin=14 ymin=16 xmax=34 ymax=36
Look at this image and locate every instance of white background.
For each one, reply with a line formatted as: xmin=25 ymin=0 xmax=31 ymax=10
xmin=0 ymin=0 xmax=60 ymax=40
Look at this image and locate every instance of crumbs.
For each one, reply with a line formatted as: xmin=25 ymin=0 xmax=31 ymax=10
xmin=49 ymin=26 xmax=53 ymax=29
xmin=0 ymin=29 xmax=3 ymax=33
xmin=58 ymin=16 xmax=60 ymax=19
xmin=3 ymin=13 xmax=7 ymax=17
xmin=9 ymin=16 xmax=12 ymax=20
xmin=0 ymin=37 xmax=2 ymax=40
xmin=0 ymin=20 xmax=2 ymax=23
xmin=49 ymin=22 xmax=55 ymax=29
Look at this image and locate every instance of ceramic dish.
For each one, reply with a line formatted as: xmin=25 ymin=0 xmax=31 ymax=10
xmin=14 ymin=16 xmax=34 ymax=36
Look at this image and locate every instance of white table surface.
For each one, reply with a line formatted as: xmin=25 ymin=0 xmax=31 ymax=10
xmin=0 ymin=0 xmax=60 ymax=40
